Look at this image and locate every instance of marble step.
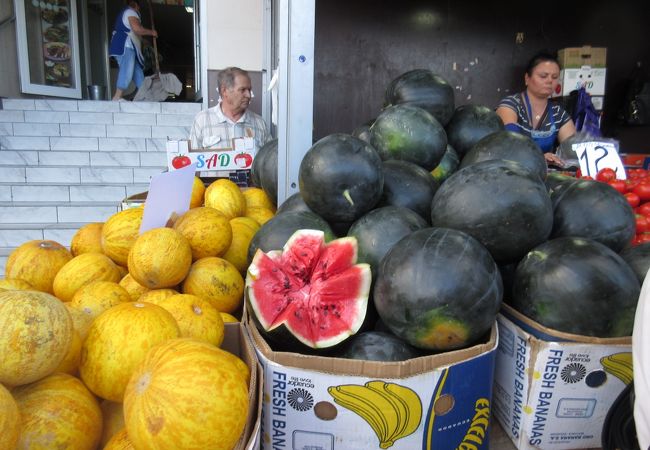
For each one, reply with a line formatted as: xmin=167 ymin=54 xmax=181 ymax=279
xmin=0 ymin=202 xmax=120 ymax=226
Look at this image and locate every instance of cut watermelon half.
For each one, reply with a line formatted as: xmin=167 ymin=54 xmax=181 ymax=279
xmin=246 ymin=229 xmax=371 ymax=349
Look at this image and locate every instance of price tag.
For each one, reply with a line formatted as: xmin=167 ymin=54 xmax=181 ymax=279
xmin=573 ymin=141 xmax=627 ymax=180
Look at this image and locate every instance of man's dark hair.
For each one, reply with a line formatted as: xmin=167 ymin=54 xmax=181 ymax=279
xmin=217 ymin=67 xmax=249 ymax=94
xmin=525 ymin=51 xmax=560 ymax=76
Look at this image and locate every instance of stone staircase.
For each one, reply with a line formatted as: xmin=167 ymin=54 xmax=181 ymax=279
xmin=0 ymin=98 xmax=202 ymax=274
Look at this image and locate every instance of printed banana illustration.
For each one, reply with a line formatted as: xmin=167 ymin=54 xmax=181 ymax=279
xmin=601 ymin=352 xmax=633 ymax=385
xmin=328 ymin=381 xmax=422 ymax=449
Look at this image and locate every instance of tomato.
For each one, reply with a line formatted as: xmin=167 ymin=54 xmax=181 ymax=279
xmin=625 ymin=192 xmax=642 ymax=208
xmin=633 ymin=183 xmax=650 ymax=202
xmin=608 ymin=179 xmax=627 ymax=194
xmin=637 ymin=215 xmax=650 ymax=233
xmin=639 ymin=202 xmax=650 ymax=217
xmin=596 ymin=167 xmax=617 ymax=183
xmin=581 ymin=176 xmax=594 ymax=180
xmin=637 ymin=232 xmax=650 ymax=244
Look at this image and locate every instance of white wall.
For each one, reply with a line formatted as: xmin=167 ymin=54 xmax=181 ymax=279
xmin=205 ymin=0 xmax=264 ymax=71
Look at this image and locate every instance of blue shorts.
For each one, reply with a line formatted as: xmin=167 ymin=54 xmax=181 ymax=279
xmin=114 ymin=47 xmax=144 ymax=91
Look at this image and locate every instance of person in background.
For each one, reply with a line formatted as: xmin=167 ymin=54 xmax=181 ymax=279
xmin=109 ymin=0 xmax=157 ymax=101
xmin=496 ymin=51 xmax=576 ymax=166
xmin=190 ymin=67 xmax=270 ymax=151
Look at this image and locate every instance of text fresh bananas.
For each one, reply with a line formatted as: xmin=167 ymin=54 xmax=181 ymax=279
xmin=601 ymin=352 xmax=633 ymax=385
xmin=328 ymin=381 xmax=422 ymax=449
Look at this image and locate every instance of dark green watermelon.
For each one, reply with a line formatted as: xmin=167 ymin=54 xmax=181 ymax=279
xmin=384 ymin=69 xmax=455 ymax=126
xmin=511 ymin=237 xmax=640 ymax=337
xmin=431 ymin=159 xmax=553 ymax=264
xmin=351 ymin=121 xmax=373 ymax=144
xmin=251 ymin=138 xmax=278 ymax=205
xmin=373 ymin=227 xmax=503 ymax=351
xmin=619 ymin=242 xmax=650 ymax=283
xmin=545 ymin=171 xmax=578 ymax=193
xmin=550 ymin=179 xmax=635 ymax=252
xmin=338 ymin=331 xmax=421 ymax=361
xmin=460 ymin=130 xmax=547 ymax=181
xmin=446 ymin=105 xmax=504 ymax=157
xmin=347 ymin=205 xmax=428 ymax=278
xmin=276 ymin=192 xmax=313 ymax=214
xmin=299 ymin=134 xmax=384 ymax=223
xmin=379 ymin=160 xmax=439 ymax=222
xmin=247 ymin=210 xmax=335 ymax=263
xmin=369 ymin=104 xmax=447 ymax=170
xmin=431 ymin=144 xmax=460 ymax=185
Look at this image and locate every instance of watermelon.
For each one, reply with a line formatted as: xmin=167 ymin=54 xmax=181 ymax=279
xmin=384 ymin=69 xmax=455 ymax=126
xmin=299 ymin=134 xmax=384 ymax=223
xmin=545 ymin=171 xmax=578 ymax=193
xmin=246 ymin=230 xmax=371 ymax=349
xmin=511 ymin=237 xmax=640 ymax=337
xmin=251 ymin=138 xmax=278 ymax=205
xmin=550 ymin=179 xmax=635 ymax=252
xmin=351 ymin=122 xmax=373 ymax=144
xmin=247 ymin=210 xmax=335 ymax=264
xmin=369 ymin=104 xmax=447 ymax=170
xmin=446 ymin=105 xmax=504 ymax=157
xmin=276 ymin=192 xmax=312 ymax=215
xmin=431 ymin=145 xmax=460 ymax=185
xmin=460 ymin=130 xmax=547 ymax=181
xmin=431 ymin=159 xmax=553 ymax=264
xmin=374 ymin=227 xmax=503 ymax=351
xmin=338 ymin=331 xmax=420 ymax=362
xmin=619 ymin=242 xmax=650 ymax=283
xmin=379 ymin=160 xmax=439 ymax=222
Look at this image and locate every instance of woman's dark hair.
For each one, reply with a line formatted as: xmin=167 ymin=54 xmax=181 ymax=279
xmin=525 ymin=51 xmax=560 ymax=76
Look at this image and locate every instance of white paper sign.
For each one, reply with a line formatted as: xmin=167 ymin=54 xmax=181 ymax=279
xmin=572 ymin=141 xmax=627 ymax=180
xmin=140 ymin=163 xmax=196 ymax=233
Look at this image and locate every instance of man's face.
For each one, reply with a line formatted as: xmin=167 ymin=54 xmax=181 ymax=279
xmin=222 ymin=74 xmax=252 ymax=113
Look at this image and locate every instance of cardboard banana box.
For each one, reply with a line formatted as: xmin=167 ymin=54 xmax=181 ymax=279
xmin=493 ymin=304 xmax=631 ymax=450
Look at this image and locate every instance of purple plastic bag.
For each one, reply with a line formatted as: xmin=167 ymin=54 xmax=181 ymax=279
xmin=573 ymin=87 xmax=602 ymax=137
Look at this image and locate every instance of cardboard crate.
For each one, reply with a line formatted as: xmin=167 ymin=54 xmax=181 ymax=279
xmin=621 ymin=153 xmax=650 ymax=170
xmin=247 ymin=320 xmax=499 ymax=450
xmin=552 ymin=67 xmax=606 ymax=97
xmin=557 ymin=46 xmax=607 ymax=69
xmin=223 ymin=322 xmax=264 ymax=450
xmin=493 ymin=304 xmax=632 ymax=450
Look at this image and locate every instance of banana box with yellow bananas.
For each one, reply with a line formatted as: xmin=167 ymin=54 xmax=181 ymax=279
xmin=247 ymin=319 xmax=498 ymax=450
xmin=493 ymin=304 xmax=632 ymax=450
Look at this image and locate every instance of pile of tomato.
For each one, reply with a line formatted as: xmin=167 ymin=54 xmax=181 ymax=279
xmin=582 ymin=167 xmax=650 ymax=245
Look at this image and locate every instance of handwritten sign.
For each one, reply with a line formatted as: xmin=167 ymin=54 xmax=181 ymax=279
xmin=573 ymin=141 xmax=626 ymax=180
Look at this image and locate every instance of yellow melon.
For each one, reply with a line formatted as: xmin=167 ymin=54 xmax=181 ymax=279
xmin=119 ymin=273 xmax=150 ymax=301
xmin=101 ymin=208 xmax=144 ymax=266
xmin=243 ymin=187 xmax=276 ymax=211
xmin=100 ymin=400 xmax=126 ymax=448
xmin=104 ymin=428 xmax=135 ymax=450
xmin=5 ymin=240 xmax=73 ymax=294
xmin=0 ymin=383 xmax=20 ymax=450
xmin=116 ymin=264 xmax=129 ymax=278
xmin=220 ymin=312 xmax=239 ymax=323
xmin=70 ymin=222 xmax=104 ymax=256
xmin=204 ymin=178 xmax=246 ymax=219
xmin=123 ymin=338 xmax=249 ymax=450
xmin=53 ymin=252 xmax=122 ymax=302
xmin=54 ymin=330 xmax=82 ymax=376
xmin=13 ymin=372 xmax=102 ymax=450
xmin=245 ymin=206 xmax=275 ymax=225
xmin=190 ymin=176 xmax=206 ymax=209
xmin=79 ymin=302 xmax=180 ymax=402
xmin=0 ymin=278 xmax=33 ymax=292
xmin=69 ymin=281 xmax=131 ymax=321
xmin=0 ymin=290 xmax=73 ymax=386
xmin=222 ymin=217 xmax=260 ymax=273
xmin=137 ymin=288 xmax=179 ymax=305
xmin=182 ymin=257 xmax=245 ymax=314
xmin=128 ymin=227 xmax=193 ymax=289
xmin=173 ymin=207 xmax=233 ymax=260
xmin=65 ymin=303 xmax=95 ymax=342
xmin=155 ymin=294 xmax=225 ymax=347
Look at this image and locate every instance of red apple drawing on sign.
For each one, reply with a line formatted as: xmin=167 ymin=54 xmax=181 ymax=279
xmin=172 ymin=155 xmax=191 ymax=169
xmin=234 ymin=152 xmax=253 ymax=168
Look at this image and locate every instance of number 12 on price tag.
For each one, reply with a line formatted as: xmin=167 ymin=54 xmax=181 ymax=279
xmin=573 ymin=141 xmax=627 ymax=180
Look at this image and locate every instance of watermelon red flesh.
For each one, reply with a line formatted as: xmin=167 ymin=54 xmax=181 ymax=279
xmin=247 ymin=230 xmax=370 ymax=348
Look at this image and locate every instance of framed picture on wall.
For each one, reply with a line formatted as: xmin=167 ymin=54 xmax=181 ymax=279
xmin=13 ymin=0 xmax=82 ymax=98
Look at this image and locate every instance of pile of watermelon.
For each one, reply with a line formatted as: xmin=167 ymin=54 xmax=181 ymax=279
xmin=244 ymin=69 xmax=642 ymax=361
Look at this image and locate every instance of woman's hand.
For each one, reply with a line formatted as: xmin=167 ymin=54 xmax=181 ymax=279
xmin=544 ymin=152 xmax=565 ymax=167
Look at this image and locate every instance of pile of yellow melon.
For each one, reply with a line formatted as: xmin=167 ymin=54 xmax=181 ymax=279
xmin=0 ymin=178 xmax=274 ymax=450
